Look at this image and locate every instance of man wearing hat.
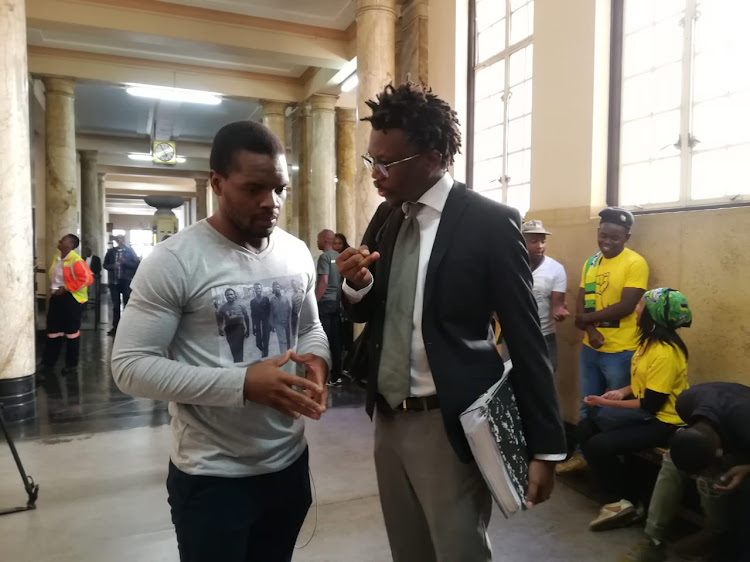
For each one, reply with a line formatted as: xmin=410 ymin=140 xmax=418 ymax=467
xmin=557 ymin=206 xmax=649 ymax=473
xmin=514 ymin=220 xmax=569 ymax=372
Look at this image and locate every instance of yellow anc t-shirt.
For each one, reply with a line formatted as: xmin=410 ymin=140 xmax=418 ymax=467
xmin=579 ymin=247 xmax=649 ymax=353
xmin=630 ymin=341 xmax=689 ymax=426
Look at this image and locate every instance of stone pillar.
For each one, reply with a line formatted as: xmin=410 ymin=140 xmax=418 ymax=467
xmin=355 ymin=0 xmax=397 ymax=243
xmin=195 ymin=178 xmax=207 ymax=220
xmin=308 ymin=94 xmax=338 ymax=250
xmin=291 ymin=102 xmax=312 ymax=241
xmin=79 ymin=150 xmax=103 ymax=256
xmin=0 ymin=0 xmax=36 ymax=419
xmin=260 ymin=100 xmax=290 ymax=231
xmin=335 ymin=107 xmax=357 ymax=246
xmin=398 ymin=0 xmax=429 ymax=85
xmin=43 ymin=76 xmax=78 ymax=265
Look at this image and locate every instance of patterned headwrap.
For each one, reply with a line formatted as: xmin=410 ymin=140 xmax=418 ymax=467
xmin=643 ymin=288 xmax=692 ymax=329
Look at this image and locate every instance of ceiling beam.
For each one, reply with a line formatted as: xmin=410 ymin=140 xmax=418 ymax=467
xmin=100 ymin=164 xmax=208 ymax=180
xmin=27 ymin=0 xmax=353 ymax=70
xmin=29 ymin=46 xmax=303 ymax=102
xmin=77 ymin=134 xmax=211 ymax=158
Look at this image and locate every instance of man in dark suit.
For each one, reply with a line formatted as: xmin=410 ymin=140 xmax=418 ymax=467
xmin=337 ymin=83 xmax=566 ymax=561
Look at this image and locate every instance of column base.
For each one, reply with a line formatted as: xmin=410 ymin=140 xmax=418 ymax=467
xmin=0 ymin=375 xmax=36 ymax=423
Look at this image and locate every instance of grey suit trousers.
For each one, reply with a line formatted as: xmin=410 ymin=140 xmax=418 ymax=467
xmin=374 ymin=407 xmax=493 ymax=562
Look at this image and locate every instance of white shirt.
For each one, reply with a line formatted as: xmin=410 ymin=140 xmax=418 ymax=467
xmin=532 ymin=257 xmax=567 ymax=336
xmin=344 ymin=173 xmax=565 ymax=461
xmin=50 ymin=252 xmax=69 ymax=290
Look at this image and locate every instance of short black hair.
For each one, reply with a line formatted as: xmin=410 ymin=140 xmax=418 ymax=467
xmin=362 ymin=82 xmax=461 ymax=166
xmin=64 ymin=234 xmax=80 ymax=249
xmin=670 ymin=427 xmax=718 ymax=475
xmin=210 ymin=121 xmax=285 ymax=177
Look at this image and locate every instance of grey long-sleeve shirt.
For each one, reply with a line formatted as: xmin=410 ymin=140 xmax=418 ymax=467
xmin=111 ymin=220 xmax=331 ymax=477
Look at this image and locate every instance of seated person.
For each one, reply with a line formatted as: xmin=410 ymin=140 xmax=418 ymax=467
xmin=579 ymin=288 xmax=692 ymax=531
xmin=623 ymin=382 xmax=750 ymax=562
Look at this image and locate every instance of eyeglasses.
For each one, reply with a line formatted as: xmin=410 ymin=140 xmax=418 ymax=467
xmin=361 ymin=153 xmax=421 ymax=178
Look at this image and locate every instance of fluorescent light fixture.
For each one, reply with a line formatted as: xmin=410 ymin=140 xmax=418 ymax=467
xmin=128 ymin=153 xmax=187 ymax=163
xmin=125 ymin=84 xmax=222 ymax=105
xmin=331 ymin=57 xmax=358 ymax=85
xmin=341 ymin=74 xmax=358 ymax=93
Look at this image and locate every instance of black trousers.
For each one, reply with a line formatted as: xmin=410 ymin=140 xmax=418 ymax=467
xmin=318 ymin=300 xmax=341 ymax=378
xmin=578 ymin=415 xmax=676 ymax=504
xmin=167 ymin=448 xmax=311 ymax=562
xmin=253 ymin=320 xmax=270 ymax=358
xmin=224 ymin=324 xmax=245 ymax=363
xmin=42 ymin=292 xmax=83 ymax=369
xmin=109 ymin=278 xmax=132 ymax=329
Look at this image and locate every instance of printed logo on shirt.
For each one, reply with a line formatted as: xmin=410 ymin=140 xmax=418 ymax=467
xmin=212 ymin=275 xmax=306 ymax=365
xmin=595 ymin=272 xmax=610 ymax=295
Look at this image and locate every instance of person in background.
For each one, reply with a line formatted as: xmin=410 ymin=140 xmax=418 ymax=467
xmin=580 ymin=288 xmax=692 ymax=532
xmin=103 ymin=234 xmax=140 ymax=336
xmin=333 ymin=233 xmax=350 ymax=254
xmin=557 ymin=207 xmax=649 ymax=474
xmin=250 ymin=282 xmax=271 ymax=358
xmin=501 ymin=220 xmax=568 ymax=370
xmin=82 ymin=246 xmax=102 ymax=278
xmin=622 ymin=382 xmax=750 ymax=562
xmin=333 ymin=233 xmax=354 ymax=372
xmin=38 ymin=234 xmax=93 ymax=378
xmin=270 ymin=281 xmax=292 ymax=354
xmin=316 ymin=229 xmax=342 ymax=386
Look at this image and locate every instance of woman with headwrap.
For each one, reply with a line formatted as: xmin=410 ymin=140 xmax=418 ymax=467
xmin=577 ymin=288 xmax=693 ymax=531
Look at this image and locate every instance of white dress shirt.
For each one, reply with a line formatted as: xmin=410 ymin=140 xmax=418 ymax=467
xmin=50 ymin=252 xmax=69 ymax=290
xmin=343 ymin=173 xmax=564 ymax=461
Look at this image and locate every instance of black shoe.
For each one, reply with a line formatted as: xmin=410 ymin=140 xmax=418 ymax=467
xmin=326 ymin=378 xmax=343 ymax=387
xmin=107 ymin=328 xmax=117 ymax=336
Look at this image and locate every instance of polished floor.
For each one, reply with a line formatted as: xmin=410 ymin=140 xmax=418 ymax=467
xmin=0 ymin=303 xmax=659 ymax=561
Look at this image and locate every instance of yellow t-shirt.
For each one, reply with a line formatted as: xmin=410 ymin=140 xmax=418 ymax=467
xmin=579 ymin=247 xmax=649 ymax=353
xmin=630 ymin=341 xmax=689 ymax=426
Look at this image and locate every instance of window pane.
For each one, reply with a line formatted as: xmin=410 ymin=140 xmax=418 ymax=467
xmin=694 ymin=0 xmax=750 ymax=56
xmin=506 ymin=115 xmax=531 ymax=154
xmin=507 ymin=149 xmax=531 ymax=185
xmin=691 ymin=144 xmax=750 ymax=200
xmin=622 ymin=16 xmax=683 ymax=78
xmin=474 ymin=157 xmax=503 ymax=192
xmin=474 ymin=125 xmax=504 ymax=161
xmin=475 ymin=93 xmax=505 ymax=129
xmin=507 ymin=79 xmax=532 ymax=120
xmin=506 ymin=184 xmax=530 ymax=218
xmin=510 ymin=0 xmax=531 ymax=11
xmin=509 ymin=44 xmax=533 ymax=87
xmin=510 ymin=2 xmax=534 ymax=46
xmin=477 ymin=20 xmax=506 ymax=64
xmin=475 ymin=59 xmax=505 ymax=101
xmin=623 ymin=0 xmax=684 ymax=35
xmin=693 ymin=53 xmax=750 ymax=104
xmin=620 ymin=111 xmax=680 ymax=164
xmin=693 ymin=93 xmax=750 ymax=150
xmin=621 ymin=62 xmax=681 ymax=121
xmin=476 ymin=0 xmax=506 ymax=33
xmin=619 ymin=157 xmax=681 ymax=206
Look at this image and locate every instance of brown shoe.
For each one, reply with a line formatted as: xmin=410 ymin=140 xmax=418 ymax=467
xmin=589 ymin=499 xmax=638 ymax=532
xmin=555 ymin=452 xmax=588 ymax=474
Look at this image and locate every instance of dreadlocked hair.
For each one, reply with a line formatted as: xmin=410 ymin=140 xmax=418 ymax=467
xmin=362 ymin=82 xmax=462 ymax=166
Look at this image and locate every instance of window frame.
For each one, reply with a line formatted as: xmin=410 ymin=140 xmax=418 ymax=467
xmin=608 ymin=0 xmax=750 ymax=211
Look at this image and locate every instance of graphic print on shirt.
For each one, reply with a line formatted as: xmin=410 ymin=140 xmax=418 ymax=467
xmin=211 ymin=275 xmax=306 ymax=365
xmin=595 ymin=271 xmax=610 ymax=295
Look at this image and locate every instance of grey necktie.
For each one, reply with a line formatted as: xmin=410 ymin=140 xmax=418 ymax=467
xmin=378 ymin=202 xmax=423 ymax=408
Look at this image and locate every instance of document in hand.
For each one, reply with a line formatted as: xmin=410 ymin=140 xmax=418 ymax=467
xmin=460 ymin=361 xmax=529 ymax=518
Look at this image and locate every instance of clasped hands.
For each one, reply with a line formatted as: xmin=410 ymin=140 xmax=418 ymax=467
xmin=244 ymin=350 xmax=329 ymax=421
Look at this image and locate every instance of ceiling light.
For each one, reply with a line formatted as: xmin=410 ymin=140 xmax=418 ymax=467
xmin=331 ymin=57 xmax=358 ymax=85
xmin=125 ymin=84 xmax=222 ymax=105
xmin=341 ymin=74 xmax=358 ymax=93
xmin=128 ymin=153 xmax=187 ymax=163
xmin=176 ymin=156 xmax=186 ymax=164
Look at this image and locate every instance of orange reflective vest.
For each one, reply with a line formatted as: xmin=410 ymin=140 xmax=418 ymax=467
xmin=49 ymin=251 xmax=93 ymax=303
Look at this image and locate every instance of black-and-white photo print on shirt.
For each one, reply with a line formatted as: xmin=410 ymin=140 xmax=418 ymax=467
xmin=211 ymin=275 xmax=305 ymax=365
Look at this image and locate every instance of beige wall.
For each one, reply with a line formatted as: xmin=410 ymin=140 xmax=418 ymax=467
xmin=109 ymin=214 xmax=153 ymax=231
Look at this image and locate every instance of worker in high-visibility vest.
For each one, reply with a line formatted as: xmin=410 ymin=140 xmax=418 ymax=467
xmin=39 ymin=233 xmax=94 ymax=378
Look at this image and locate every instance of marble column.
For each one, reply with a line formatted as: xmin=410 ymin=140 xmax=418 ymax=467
xmin=44 ymin=76 xmax=78 ymax=265
xmin=335 ymin=107 xmax=357 ymax=246
xmin=195 ymin=178 xmax=207 ymax=220
xmin=291 ymin=102 xmax=312 ymax=241
xmin=79 ymin=150 xmax=103 ymax=256
xmin=398 ymin=0 xmax=429 ymax=85
xmin=0 ymin=0 xmax=35 ymax=416
xmin=260 ymin=100 xmax=289 ymax=231
xmin=355 ymin=0 xmax=397 ymax=243
xmin=98 ymin=173 xmax=108 ymax=251
xmin=308 ymin=94 xmax=338 ymax=250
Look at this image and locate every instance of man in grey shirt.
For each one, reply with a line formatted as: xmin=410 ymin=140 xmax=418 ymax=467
xmin=111 ymin=121 xmax=330 ymax=562
xmin=316 ymin=229 xmax=342 ymax=385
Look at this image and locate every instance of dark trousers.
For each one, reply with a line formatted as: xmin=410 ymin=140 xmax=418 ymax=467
xmin=42 ymin=292 xmax=83 ymax=369
xmin=224 ymin=324 xmax=245 ymax=363
xmin=253 ymin=321 xmax=271 ymax=358
xmin=166 ymin=448 xmax=311 ymax=562
xmin=578 ymin=414 xmax=676 ymax=504
xmin=109 ymin=278 xmax=132 ymax=329
xmin=318 ymin=300 xmax=341 ymax=378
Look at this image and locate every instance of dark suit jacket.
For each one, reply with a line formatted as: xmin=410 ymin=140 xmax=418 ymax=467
xmin=349 ymin=181 xmax=566 ymax=463
xmin=88 ymin=255 xmax=102 ymax=276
